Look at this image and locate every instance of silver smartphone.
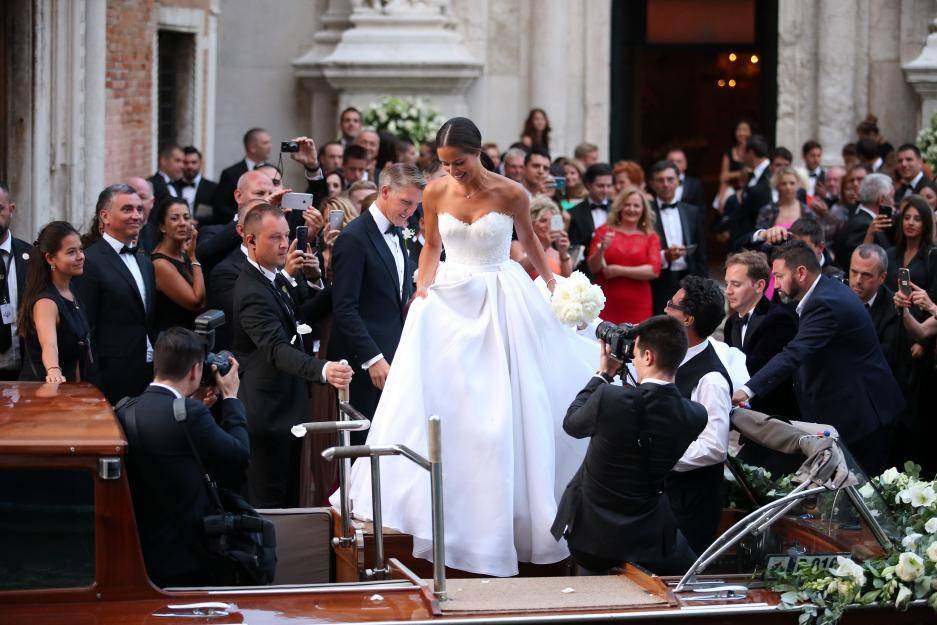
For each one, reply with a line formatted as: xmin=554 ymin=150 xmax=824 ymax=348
xmin=568 ymin=245 xmax=584 ymax=268
xmin=281 ymin=192 xmax=313 ymax=211
xmin=329 ymin=209 xmax=344 ymax=230
xmin=550 ymin=214 xmax=564 ymax=231
xmin=898 ymin=267 xmax=912 ymax=297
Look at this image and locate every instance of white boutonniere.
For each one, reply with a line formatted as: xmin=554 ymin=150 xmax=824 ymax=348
xmin=21 ymin=252 xmax=29 ymax=261
xmin=402 ymin=227 xmax=415 ymax=241
xmin=290 ymin=323 xmax=312 ymax=345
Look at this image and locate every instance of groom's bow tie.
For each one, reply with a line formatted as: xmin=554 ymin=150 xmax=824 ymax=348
xmin=385 ymin=224 xmax=401 ymax=236
xmin=661 ymin=202 xmax=678 ymax=210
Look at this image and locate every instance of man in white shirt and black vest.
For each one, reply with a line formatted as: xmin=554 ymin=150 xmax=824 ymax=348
xmin=663 ymin=275 xmax=732 ymax=555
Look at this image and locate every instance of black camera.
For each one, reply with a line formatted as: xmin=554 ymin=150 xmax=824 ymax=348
xmin=280 ymin=141 xmax=300 ymax=153
xmin=194 ymin=310 xmax=233 ymax=384
xmin=595 ymin=320 xmax=637 ymax=362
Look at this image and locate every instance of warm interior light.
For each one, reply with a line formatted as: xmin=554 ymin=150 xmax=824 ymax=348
xmin=717 ymin=79 xmax=726 ymax=87
xmin=751 ymin=54 xmax=759 ymax=64
xmin=729 ymin=52 xmax=737 ymax=62
xmin=728 ymin=79 xmax=737 ymax=87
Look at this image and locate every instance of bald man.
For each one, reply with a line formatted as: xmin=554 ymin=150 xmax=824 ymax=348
xmin=127 ymin=177 xmax=158 ymax=254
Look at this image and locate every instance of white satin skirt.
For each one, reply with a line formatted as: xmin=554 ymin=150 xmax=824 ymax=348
xmin=332 ymin=260 xmax=598 ymax=577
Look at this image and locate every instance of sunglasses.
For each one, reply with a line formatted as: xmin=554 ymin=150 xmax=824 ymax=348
xmin=665 ymin=299 xmax=689 ymax=313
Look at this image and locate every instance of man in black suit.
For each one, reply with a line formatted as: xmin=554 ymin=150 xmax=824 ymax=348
xmin=724 ymin=251 xmax=798 ymax=417
xmin=567 ymin=163 xmax=614 ymax=275
xmin=148 ymin=143 xmax=184 ymax=213
xmin=328 ymin=163 xmax=425 ymax=439
xmin=895 ymin=144 xmax=931 ymax=202
xmin=801 ymin=140 xmax=825 ymax=197
xmin=734 ymin=240 xmax=904 ymax=475
xmin=213 ymin=127 xmax=272 ymax=224
xmin=127 ymin=177 xmax=159 ymax=254
xmin=552 ymin=315 xmax=707 ymax=575
xmin=75 ymin=184 xmax=157 ymax=404
xmin=833 ymin=172 xmax=896 ymax=272
xmin=649 ymin=160 xmax=708 ymax=314
xmin=666 ymin=148 xmax=705 ymax=210
xmin=849 ymin=244 xmax=908 ymax=385
xmin=0 ymin=183 xmax=30 ymax=379
xmin=179 ymin=146 xmax=218 ymax=225
xmin=118 ymin=327 xmax=250 ymax=588
xmin=232 ymin=203 xmax=352 ymax=507
xmin=728 ymin=135 xmax=772 ymax=251
xmin=663 ymin=276 xmax=732 ymax=555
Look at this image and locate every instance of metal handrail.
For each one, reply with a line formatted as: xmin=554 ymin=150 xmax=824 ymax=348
xmin=674 ymin=483 xmax=830 ymax=592
xmin=322 ymin=415 xmax=447 ymax=600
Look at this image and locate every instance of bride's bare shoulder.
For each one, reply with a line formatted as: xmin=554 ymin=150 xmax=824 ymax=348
xmin=423 ymin=176 xmax=451 ymax=205
xmin=487 ymin=172 xmax=527 ymax=201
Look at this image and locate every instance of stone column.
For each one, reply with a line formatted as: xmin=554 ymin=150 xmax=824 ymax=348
xmin=816 ymin=0 xmax=859 ymax=164
xmin=903 ymin=18 xmax=937 ymax=131
xmin=528 ymin=0 xmax=567 ymax=153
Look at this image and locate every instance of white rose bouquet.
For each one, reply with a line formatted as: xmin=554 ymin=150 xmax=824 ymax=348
xmin=550 ymin=271 xmax=606 ymax=328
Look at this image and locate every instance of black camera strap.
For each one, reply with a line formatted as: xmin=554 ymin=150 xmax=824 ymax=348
xmin=631 ymin=385 xmax=652 ymax=474
xmin=171 ymin=397 xmax=225 ymax=514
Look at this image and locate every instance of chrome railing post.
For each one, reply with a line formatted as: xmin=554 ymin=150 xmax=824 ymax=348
xmin=336 ymin=385 xmax=353 ymax=546
xmin=365 ymin=455 xmax=389 ymax=579
xmin=427 ymin=415 xmax=446 ymax=600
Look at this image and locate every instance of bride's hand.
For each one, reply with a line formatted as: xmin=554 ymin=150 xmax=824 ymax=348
xmin=415 ymin=286 xmax=429 ymax=299
xmin=546 ymin=277 xmax=557 ymax=293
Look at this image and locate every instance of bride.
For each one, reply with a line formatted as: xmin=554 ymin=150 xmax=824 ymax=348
xmin=338 ymin=117 xmax=599 ymax=577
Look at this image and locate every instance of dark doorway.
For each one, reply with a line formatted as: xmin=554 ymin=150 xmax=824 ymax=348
xmin=157 ymin=30 xmax=197 ymax=148
xmin=610 ymin=0 xmax=777 ymax=202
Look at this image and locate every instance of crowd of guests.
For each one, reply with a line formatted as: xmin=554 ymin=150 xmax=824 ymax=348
xmin=1 ymin=105 xmax=935 ymax=582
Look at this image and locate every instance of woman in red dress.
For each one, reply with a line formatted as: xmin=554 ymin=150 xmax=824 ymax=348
xmin=587 ymin=185 xmax=661 ymax=324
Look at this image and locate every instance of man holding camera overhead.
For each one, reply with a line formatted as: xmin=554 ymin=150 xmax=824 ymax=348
xmin=551 ymin=315 xmax=707 ymax=575
xmin=232 ymin=203 xmax=353 ymax=508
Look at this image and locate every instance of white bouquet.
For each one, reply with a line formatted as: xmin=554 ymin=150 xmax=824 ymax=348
xmin=550 ymin=271 xmax=606 ymax=328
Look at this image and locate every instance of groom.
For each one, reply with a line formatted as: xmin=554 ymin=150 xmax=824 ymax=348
xmin=328 ymin=163 xmax=426 ymax=442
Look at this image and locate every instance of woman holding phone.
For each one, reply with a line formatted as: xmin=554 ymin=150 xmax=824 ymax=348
xmin=509 ymin=194 xmax=572 ymax=279
xmin=587 ymin=186 xmax=661 ymax=324
xmin=885 ymin=195 xmax=936 ymax=294
xmin=151 ymin=198 xmax=205 ymax=331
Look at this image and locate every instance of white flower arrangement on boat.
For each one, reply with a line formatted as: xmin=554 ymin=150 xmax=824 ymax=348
xmin=550 ymin=271 xmax=605 ymax=328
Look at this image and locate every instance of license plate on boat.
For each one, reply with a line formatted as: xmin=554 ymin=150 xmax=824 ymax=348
xmin=764 ymin=553 xmax=849 ymax=580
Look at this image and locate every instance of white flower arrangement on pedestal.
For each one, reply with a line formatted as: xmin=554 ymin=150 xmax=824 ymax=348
xmin=363 ymin=96 xmax=445 ymax=144
xmin=550 ymin=271 xmax=606 ymax=328
xmin=917 ymin=112 xmax=937 ymax=172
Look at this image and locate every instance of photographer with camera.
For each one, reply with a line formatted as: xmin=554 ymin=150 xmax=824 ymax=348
xmin=551 ymin=315 xmax=708 ymax=575
xmin=117 ymin=327 xmax=251 ymax=587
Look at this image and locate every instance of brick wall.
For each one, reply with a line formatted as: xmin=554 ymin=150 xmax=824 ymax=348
xmin=104 ymin=0 xmax=155 ymax=184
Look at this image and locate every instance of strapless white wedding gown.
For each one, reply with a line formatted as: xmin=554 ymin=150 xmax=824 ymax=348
xmin=336 ymin=211 xmax=598 ymax=577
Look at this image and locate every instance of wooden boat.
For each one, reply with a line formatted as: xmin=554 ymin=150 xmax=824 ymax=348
xmin=0 ymin=382 xmax=929 ymax=624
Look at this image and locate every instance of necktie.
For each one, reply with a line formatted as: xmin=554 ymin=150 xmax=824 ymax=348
xmin=0 ymin=251 xmax=10 ymax=352
xmin=120 ymin=245 xmax=138 ymax=256
xmin=740 ymin=311 xmax=752 ymax=326
xmin=865 ymin=302 xmax=872 ymax=313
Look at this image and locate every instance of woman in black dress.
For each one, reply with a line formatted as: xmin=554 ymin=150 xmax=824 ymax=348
xmin=17 ymin=221 xmax=93 ymax=383
xmin=151 ymin=198 xmax=205 ymax=331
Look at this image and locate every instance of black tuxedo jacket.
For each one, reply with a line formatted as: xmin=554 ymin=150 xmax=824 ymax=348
xmin=118 ymin=386 xmax=249 ymax=584
xmin=746 ymin=276 xmax=904 ymax=445
xmin=728 ymin=166 xmax=772 ymax=251
xmin=552 ymin=379 xmax=707 ymax=563
xmin=867 ymin=284 xmax=909 ymax=393
xmin=679 ymin=175 xmax=706 ymax=209
xmin=833 ymin=208 xmax=894 ymax=270
xmin=74 ymin=238 xmax=157 ymax=404
xmin=213 ymin=159 xmax=249 ymax=224
xmin=178 ymin=177 xmax=219 ymax=224
xmin=567 ymin=198 xmax=608 ymax=276
xmin=328 ymin=209 xmax=414 ymax=424
xmin=724 ymin=296 xmax=799 ymax=417
xmin=147 ymin=173 xmax=179 ymax=220
xmin=232 ymin=262 xmax=329 ymax=435
xmin=196 ymin=221 xmax=240 ymax=276
xmin=0 ymin=236 xmax=30 ymax=364
xmin=897 ymin=174 xmax=931 ymax=203
xmin=650 ymin=200 xmax=707 ymax=313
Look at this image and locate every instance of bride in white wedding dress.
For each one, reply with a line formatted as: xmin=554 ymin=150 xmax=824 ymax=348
xmin=338 ymin=118 xmax=599 ymax=577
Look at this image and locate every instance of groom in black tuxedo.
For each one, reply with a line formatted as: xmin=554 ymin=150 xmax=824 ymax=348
xmin=328 ymin=163 xmax=426 ymax=441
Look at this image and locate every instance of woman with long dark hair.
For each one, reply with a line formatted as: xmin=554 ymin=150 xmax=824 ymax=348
xmin=338 ymin=116 xmax=598 ymax=577
xmin=150 ymin=197 xmax=205 ymax=331
xmin=17 ymin=221 xmax=93 ymax=383
xmin=520 ymin=108 xmax=551 ymax=153
xmin=886 ymin=195 xmax=936 ymax=293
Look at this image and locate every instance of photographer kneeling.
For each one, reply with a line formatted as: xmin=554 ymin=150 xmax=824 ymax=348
xmin=551 ymin=315 xmax=708 ymax=575
xmin=118 ymin=327 xmax=251 ymax=588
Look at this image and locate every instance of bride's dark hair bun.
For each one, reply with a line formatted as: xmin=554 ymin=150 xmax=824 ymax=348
xmin=436 ymin=117 xmax=482 ymax=154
